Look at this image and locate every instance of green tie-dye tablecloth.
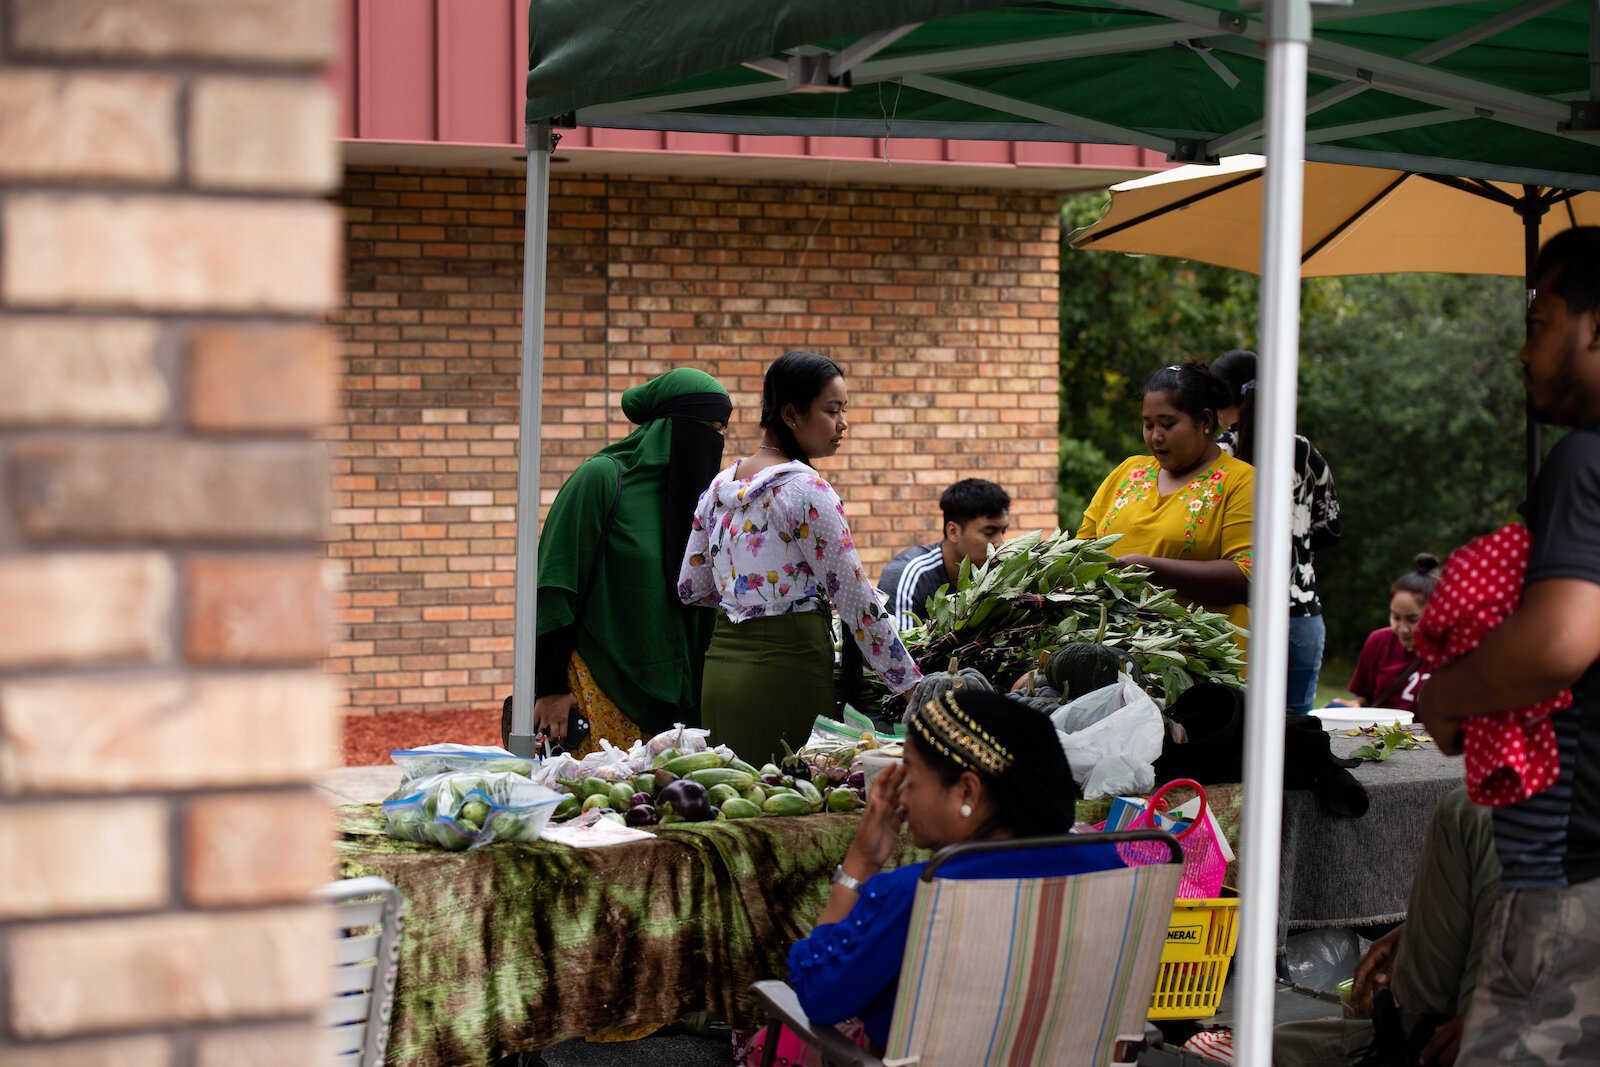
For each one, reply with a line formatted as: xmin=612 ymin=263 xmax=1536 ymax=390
xmin=336 ymin=742 xmax=1459 ymax=1066
xmin=333 ymin=793 xmax=1241 ymax=1066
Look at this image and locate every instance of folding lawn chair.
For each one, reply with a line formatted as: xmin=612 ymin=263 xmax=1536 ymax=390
xmin=752 ymin=830 xmax=1184 ymax=1067
xmin=317 ymin=876 xmax=406 ymax=1067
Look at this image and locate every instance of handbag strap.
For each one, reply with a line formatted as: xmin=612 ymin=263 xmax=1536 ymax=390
xmin=570 ymin=456 xmax=624 ymax=637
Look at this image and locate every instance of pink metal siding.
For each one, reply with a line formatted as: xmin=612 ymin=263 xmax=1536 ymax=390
xmin=335 ymin=0 xmax=1170 ymax=171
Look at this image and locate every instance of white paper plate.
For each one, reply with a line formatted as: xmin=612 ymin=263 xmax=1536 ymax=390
xmin=1310 ymin=707 xmax=1414 ymax=733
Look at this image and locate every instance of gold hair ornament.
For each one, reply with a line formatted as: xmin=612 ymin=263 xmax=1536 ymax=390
xmin=909 ymin=691 xmax=1013 ymax=775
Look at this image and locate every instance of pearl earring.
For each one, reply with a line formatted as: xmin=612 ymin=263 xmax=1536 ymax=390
xmin=959 ymin=803 xmax=973 ymax=818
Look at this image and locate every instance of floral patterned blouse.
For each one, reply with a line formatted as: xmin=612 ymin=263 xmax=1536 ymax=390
xmin=677 ymin=461 xmax=921 ymax=693
xmin=1075 ymin=452 xmax=1255 ymax=636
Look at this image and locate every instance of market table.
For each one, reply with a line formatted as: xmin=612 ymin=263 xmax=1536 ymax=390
xmin=334 ymin=733 xmax=1462 ymax=1066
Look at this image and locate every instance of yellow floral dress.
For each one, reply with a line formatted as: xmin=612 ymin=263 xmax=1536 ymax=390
xmin=566 ymin=651 xmax=643 ymax=757
xmin=1076 ymin=453 xmax=1255 ymax=641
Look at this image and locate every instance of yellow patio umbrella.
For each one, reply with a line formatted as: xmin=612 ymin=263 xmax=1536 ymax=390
xmin=1073 ymin=153 xmax=1599 ymax=490
xmin=1073 ymin=154 xmax=1598 ymax=282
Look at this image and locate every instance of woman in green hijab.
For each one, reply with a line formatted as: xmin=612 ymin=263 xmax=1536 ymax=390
xmin=530 ymin=368 xmax=732 ymax=752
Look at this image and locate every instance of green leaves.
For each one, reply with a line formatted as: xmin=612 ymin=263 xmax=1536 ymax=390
xmin=899 ymin=529 xmax=1245 ymax=706
xmin=1347 ymin=721 xmax=1424 ymax=762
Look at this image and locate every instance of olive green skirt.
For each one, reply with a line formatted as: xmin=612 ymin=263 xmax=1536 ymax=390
xmin=700 ymin=610 xmax=835 ymax=766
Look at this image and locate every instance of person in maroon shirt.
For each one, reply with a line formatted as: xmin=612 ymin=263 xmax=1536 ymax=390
xmin=1335 ymin=553 xmax=1441 ymax=711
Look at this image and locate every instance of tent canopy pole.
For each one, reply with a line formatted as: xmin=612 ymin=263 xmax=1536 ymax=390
xmin=509 ymin=120 xmax=554 ymax=758
xmin=1236 ymin=0 xmax=1311 ymax=1060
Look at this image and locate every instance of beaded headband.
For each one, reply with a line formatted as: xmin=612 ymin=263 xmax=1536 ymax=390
xmin=909 ymin=690 xmax=1013 ymax=776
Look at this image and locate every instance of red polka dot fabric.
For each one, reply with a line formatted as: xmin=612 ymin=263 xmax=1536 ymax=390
xmin=1414 ymin=523 xmax=1567 ymax=807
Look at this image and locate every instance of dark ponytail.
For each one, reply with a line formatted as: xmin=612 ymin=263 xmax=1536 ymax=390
xmin=760 ymin=351 xmax=844 ymax=463
xmin=1210 ymin=349 xmax=1257 ymax=464
xmin=1141 ymin=360 xmax=1232 ymax=437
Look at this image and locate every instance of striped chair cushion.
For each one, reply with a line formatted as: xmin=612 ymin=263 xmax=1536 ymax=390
xmin=883 ymin=864 xmax=1180 ymax=1066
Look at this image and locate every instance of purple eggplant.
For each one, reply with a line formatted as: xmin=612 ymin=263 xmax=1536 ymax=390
xmin=760 ymin=773 xmax=783 ymax=787
xmin=630 ymin=792 xmax=652 ymax=809
xmin=847 ymin=770 xmax=866 ymax=790
xmin=657 ymin=778 xmax=712 ymax=822
xmin=626 ymin=804 xmax=659 ymax=827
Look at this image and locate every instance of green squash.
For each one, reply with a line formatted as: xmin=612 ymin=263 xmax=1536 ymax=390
xmin=1046 ymin=603 xmax=1142 ymax=698
xmin=903 ymin=656 xmax=993 ymax=722
xmin=1046 ymin=643 xmax=1127 ymax=698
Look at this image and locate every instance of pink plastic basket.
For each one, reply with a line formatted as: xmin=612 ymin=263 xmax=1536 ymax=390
xmin=1115 ymin=778 xmax=1227 ymax=899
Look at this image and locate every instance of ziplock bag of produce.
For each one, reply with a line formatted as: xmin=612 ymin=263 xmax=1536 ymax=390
xmin=390 ymin=742 xmax=534 ymax=780
xmin=382 ymin=770 xmax=561 ymax=850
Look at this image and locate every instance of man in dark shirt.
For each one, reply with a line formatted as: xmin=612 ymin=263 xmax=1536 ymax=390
xmin=878 ymin=479 xmax=1010 ymax=630
xmin=1418 ymin=227 xmax=1600 ymax=1065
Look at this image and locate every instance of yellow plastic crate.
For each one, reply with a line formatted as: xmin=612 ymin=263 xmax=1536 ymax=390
xmin=1147 ymin=896 xmax=1240 ymax=1020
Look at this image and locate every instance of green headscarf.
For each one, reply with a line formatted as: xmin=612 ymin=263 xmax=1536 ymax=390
xmin=535 ymin=368 xmax=731 ymax=734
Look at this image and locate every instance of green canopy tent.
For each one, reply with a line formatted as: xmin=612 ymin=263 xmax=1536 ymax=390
xmin=513 ymin=3 xmax=1600 ymax=1060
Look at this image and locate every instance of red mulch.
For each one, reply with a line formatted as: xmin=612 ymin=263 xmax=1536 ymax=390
xmin=341 ymin=708 xmax=500 ymax=766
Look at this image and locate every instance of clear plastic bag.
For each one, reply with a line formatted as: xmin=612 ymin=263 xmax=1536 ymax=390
xmin=389 ymin=742 xmax=534 ymax=780
xmin=381 ymin=770 xmax=562 ymax=850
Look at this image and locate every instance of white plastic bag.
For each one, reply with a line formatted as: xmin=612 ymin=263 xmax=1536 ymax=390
xmin=643 ymin=724 xmax=710 ymax=758
xmin=1052 ymin=673 xmax=1164 ymax=798
xmin=573 ymin=738 xmax=637 ymax=781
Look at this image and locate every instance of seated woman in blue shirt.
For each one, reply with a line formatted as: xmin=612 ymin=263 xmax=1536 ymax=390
xmin=786 ymin=689 xmax=1122 ymax=1051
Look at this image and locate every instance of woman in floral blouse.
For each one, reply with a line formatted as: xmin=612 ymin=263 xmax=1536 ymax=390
xmin=1076 ymin=361 xmax=1254 ymax=648
xmin=678 ymin=352 xmax=921 ymax=764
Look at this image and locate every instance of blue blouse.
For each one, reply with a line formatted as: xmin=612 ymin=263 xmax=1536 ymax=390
xmin=787 ymin=842 xmax=1125 ymax=1046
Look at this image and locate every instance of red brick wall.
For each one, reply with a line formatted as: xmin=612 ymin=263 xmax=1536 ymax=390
xmin=329 ymin=165 xmax=1060 ymax=716
xmin=0 ymin=0 xmax=341 ymax=1060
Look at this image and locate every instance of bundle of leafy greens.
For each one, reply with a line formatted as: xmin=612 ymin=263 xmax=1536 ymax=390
xmin=857 ymin=531 xmax=1246 ymax=714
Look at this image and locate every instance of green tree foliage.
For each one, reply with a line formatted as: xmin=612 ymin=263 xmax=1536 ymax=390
xmin=1057 ymin=193 xmax=1256 ymax=528
xmin=1059 ymin=191 xmax=1530 ymax=665
xmin=1299 ymin=273 xmax=1526 ymax=657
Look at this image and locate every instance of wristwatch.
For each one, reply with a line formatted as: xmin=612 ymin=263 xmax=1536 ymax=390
xmin=830 ymin=865 xmax=864 ymax=893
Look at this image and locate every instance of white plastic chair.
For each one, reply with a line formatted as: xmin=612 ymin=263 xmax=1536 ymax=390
xmin=317 ymin=876 xmax=406 ymax=1067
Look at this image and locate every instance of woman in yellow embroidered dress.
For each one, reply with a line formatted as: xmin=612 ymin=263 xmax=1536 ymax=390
xmin=1077 ymin=361 xmax=1254 ymax=644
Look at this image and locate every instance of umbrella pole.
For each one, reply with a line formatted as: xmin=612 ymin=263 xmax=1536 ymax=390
xmin=509 ymin=120 xmax=555 ymax=757
xmin=1235 ymin=0 xmax=1311 ymax=1062
xmin=1522 ymin=188 xmax=1543 ymax=496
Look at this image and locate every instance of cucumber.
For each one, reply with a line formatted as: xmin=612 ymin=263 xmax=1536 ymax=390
xmin=688 ymin=768 xmax=755 ymax=790
xmin=608 ymin=782 xmax=636 ymax=811
xmin=707 ymin=783 xmax=741 ymax=807
xmin=727 ymin=757 xmax=759 ymax=776
xmin=666 ymin=751 xmax=728 ymax=775
xmin=721 ymin=798 xmax=761 ymax=820
xmin=742 ymin=784 xmax=768 ymax=807
xmin=552 ymin=796 xmax=581 ymax=821
xmin=762 ymin=793 xmax=812 ymax=817
xmin=581 ymin=794 xmax=611 ymax=813
xmin=579 ymin=778 xmax=614 ymax=800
